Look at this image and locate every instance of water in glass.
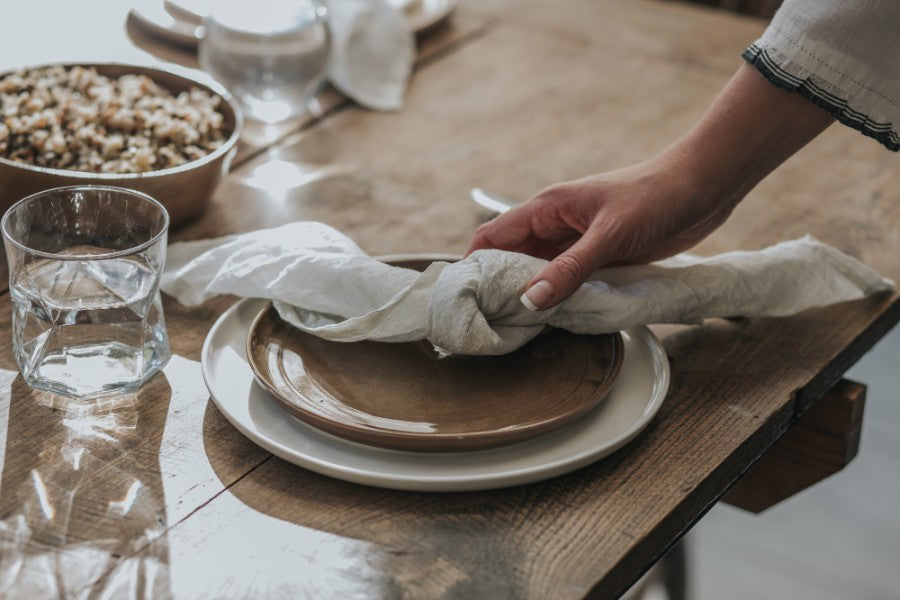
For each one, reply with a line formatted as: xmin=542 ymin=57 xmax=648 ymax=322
xmin=2 ymin=186 xmax=171 ymax=399
xmin=199 ymin=0 xmax=331 ymax=123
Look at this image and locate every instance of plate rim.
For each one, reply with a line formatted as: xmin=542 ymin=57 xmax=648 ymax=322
xmin=201 ymin=298 xmax=670 ymax=491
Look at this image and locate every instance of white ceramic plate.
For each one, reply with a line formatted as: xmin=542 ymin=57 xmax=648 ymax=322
xmin=132 ymin=0 xmax=458 ymax=50
xmin=201 ymin=298 xmax=670 ymax=491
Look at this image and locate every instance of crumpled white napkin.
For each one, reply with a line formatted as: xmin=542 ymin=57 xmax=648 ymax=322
xmin=161 ymin=222 xmax=893 ymax=355
xmin=327 ymin=0 xmax=415 ymax=111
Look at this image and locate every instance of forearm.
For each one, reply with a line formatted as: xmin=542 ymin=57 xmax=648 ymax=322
xmin=662 ymin=62 xmax=835 ymax=211
xmin=470 ymin=63 xmax=837 ymax=310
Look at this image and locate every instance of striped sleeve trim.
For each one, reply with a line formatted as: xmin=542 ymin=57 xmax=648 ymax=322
xmin=743 ymin=43 xmax=899 ymax=152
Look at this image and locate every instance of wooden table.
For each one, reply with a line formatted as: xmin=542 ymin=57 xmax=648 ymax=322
xmin=1 ymin=1 xmax=897 ymax=598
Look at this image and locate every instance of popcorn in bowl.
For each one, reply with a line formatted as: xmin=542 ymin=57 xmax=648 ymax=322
xmin=0 ymin=63 xmax=242 ymax=227
xmin=0 ymin=65 xmax=230 ymax=174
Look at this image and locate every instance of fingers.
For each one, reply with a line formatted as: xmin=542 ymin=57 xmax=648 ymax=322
xmin=519 ymin=231 xmax=607 ymax=311
xmin=467 ymin=185 xmax=611 ymax=310
xmin=465 ymin=163 xmax=729 ymax=311
xmin=465 ymin=204 xmax=538 ymax=256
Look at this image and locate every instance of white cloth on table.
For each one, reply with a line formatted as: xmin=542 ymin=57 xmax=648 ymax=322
xmin=327 ymin=0 xmax=415 ymax=111
xmin=159 ymin=222 xmax=892 ymax=356
xmin=744 ymin=0 xmax=900 ymax=151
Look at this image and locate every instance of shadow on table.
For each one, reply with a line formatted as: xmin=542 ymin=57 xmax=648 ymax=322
xmin=0 ymin=372 xmax=174 ymax=599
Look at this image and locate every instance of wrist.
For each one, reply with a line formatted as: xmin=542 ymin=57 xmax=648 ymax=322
xmin=651 ymin=140 xmax=734 ymax=215
xmin=658 ymin=63 xmax=834 ymax=213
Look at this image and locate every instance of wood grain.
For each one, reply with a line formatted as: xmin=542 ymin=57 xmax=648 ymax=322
xmin=0 ymin=1 xmax=896 ymax=599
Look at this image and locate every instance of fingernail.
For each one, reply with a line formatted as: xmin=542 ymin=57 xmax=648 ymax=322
xmin=520 ymin=280 xmax=555 ymax=311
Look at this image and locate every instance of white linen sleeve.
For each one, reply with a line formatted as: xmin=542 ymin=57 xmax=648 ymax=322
xmin=742 ymin=0 xmax=899 ymax=151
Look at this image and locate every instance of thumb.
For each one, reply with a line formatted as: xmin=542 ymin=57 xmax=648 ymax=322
xmin=520 ymin=235 xmax=607 ymax=311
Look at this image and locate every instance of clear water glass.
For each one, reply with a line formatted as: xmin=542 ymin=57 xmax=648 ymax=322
xmin=198 ymin=0 xmax=331 ymax=124
xmin=2 ymin=186 xmax=171 ymax=399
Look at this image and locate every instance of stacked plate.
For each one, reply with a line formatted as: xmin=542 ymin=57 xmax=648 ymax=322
xmin=201 ymin=256 xmax=670 ymax=491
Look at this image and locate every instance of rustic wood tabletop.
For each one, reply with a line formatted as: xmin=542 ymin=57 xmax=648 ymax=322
xmin=0 ymin=1 xmax=896 ymax=598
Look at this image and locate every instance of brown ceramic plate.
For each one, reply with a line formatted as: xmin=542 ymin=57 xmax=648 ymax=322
xmin=245 ymin=257 xmax=624 ymax=452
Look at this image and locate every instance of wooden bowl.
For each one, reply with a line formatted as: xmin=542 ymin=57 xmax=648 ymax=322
xmin=0 ymin=63 xmax=242 ymax=227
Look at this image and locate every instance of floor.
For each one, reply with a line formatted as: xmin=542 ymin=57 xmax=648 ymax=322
xmin=687 ymin=325 xmax=900 ymax=599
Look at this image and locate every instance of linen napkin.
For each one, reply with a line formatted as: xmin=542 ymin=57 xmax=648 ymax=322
xmin=327 ymin=0 xmax=415 ymax=111
xmin=161 ymin=222 xmax=893 ymax=355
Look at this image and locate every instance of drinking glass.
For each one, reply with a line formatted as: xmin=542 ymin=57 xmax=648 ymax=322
xmin=198 ymin=0 xmax=331 ymax=124
xmin=2 ymin=186 xmax=171 ymax=399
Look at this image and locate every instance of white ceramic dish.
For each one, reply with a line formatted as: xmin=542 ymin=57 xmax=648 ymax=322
xmin=201 ymin=298 xmax=670 ymax=492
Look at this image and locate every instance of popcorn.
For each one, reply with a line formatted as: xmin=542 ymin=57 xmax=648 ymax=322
xmin=0 ymin=66 xmax=228 ymax=173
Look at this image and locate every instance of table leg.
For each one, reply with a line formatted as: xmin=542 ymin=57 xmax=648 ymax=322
xmin=723 ymin=378 xmax=866 ymax=513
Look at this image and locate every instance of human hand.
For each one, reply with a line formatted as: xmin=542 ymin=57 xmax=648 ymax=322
xmin=466 ymin=155 xmax=734 ymax=310
xmin=466 ymin=63 xmax=834 ymax=310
